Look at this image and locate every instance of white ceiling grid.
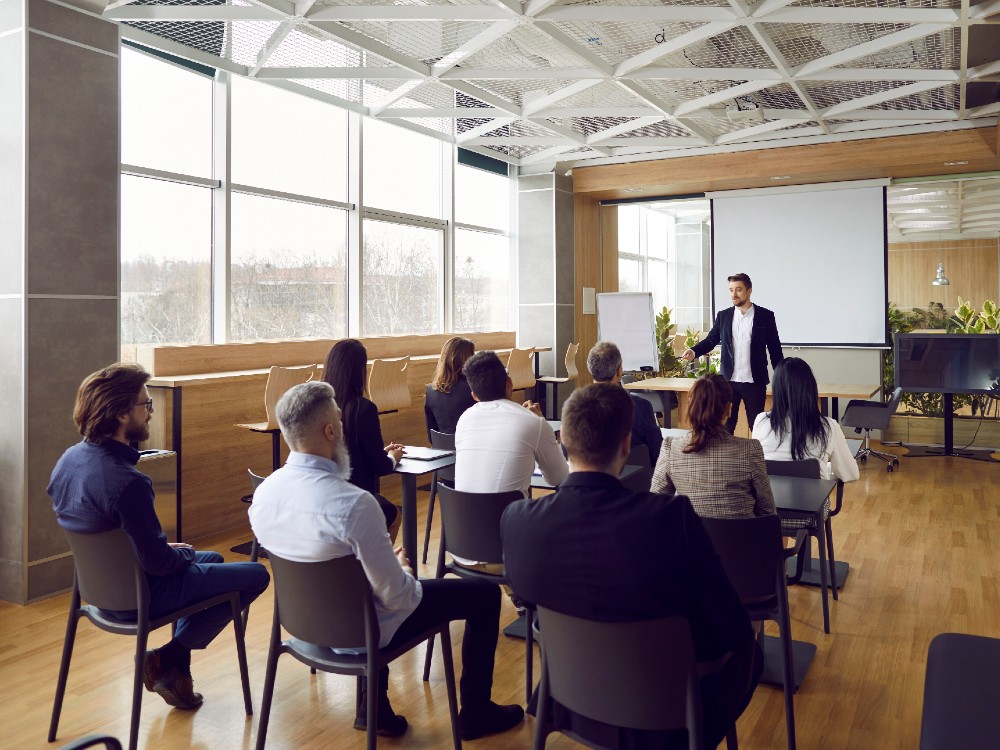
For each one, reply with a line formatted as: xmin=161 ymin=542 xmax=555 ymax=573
xmin=111 ymin=0 xmax=999 ymax=175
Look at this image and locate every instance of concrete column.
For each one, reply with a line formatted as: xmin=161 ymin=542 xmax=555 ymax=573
xmin=517 ymin=173 xmax=575 ymax=398
xmin=0 ymin=0 xmax=119 ymax=603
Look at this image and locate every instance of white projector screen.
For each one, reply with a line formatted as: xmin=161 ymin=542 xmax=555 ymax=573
xmin=709 ymin=182 xmax=888 ymax=346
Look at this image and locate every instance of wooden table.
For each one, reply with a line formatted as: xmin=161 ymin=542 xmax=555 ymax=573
xmin=395 ymin=451 xmax=456 ymax=572
xmin=624 ymin=378 xmax=880 ymax=429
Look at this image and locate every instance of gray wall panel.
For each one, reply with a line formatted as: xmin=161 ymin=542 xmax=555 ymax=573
xmin=29 ymin=0 xmax=118 ymax=53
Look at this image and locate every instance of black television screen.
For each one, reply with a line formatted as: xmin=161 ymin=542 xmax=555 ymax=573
xmin=894 ymin=333 xmax=1000 ymax=395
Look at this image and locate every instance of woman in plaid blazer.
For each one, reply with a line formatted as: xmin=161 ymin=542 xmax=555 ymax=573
xmin=651 ymin=373 xmax=775 ymax=518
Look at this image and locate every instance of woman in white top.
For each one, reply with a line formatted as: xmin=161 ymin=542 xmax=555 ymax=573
xmin=752 ymin=357 xmax=860 ymax=483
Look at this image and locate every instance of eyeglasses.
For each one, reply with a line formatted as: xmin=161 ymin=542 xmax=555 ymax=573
xmin=134 ymin=398 xmax=153 ymax=412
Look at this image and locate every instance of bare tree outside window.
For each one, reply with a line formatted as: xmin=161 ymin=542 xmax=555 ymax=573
xmin=362 ymin=220 xmax=442 ymax=336
xmin=454 ymin=229 xmax=510 ymax=332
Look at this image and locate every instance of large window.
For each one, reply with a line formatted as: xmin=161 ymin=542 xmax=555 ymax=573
xmin=617 ymin=200 xmax=711 ymax=334
xmin=231 ymin=194 xmax=347 ymax=341
xmin=362 ymin=220 xmax=443 ymax=336
xmin=120 ymin=46 xmax=513 ymax=354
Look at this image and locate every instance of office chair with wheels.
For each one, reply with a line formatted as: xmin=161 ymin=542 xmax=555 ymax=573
xmin=421 ymin=485 xmax=534 ymax=702
xmin=255 ymin=553 xmax=461 ymax=750
xmin=841 ymin=387 xmax=903 ymax=471
xmin=49 ymin=530 xmax=252 ymax=750
xmin=533 ymin=607 xmax=737 ymax=750
xmin=700 ymin=516 xmax=808 ymax=750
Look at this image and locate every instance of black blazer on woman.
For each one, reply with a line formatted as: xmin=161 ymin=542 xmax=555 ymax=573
xmin=423 ymin=376 xmax=476 ymax=439
xmin=342 ymin=396 xmax=395 ymax=495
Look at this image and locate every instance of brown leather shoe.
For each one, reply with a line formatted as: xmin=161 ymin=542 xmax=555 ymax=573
xmin=153 ymin=668 xmax=204 ymax=710
xmin=142 ymin=650 xmax=164 ymax=693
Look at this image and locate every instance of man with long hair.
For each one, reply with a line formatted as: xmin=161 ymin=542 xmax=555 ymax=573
xmin=48 ymin=362 xmax=270 ymax=710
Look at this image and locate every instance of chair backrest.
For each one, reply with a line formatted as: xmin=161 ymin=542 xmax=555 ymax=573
xmin=267 ymin=552 xmax=377 ymax=650
xmin=263 ymin=365 xmax=319 ymax=430
xmin=886 ymin=386 xmax=903 ymax=412
xmin=765 ymin=458 xmax=820 ymax=479
xmin=368 ymin=356 xmax=412 ymax=412
xmin=626 ymin=443 xmax=652 ymax=469
xmin=842 ymin=386 xmax=904 ymax=430
xmin=699 ymin=514 xmax=785 ymax=601
xmin=506 ymin=347 xmax=536 ymax=391
xmin=437 ymin=484 xmax=523 ymax=565
xmin=564 ymin=343 xmax=580 ymax=380
xmin=64 ymin=529 xmax=145 ymax=612
xmin=248 ymin=469 xmax=266 ymax=491
xmin=537 ymin=606 xmax=701 ymax=739
xmin=429 ymin=429 xmax=456 ymax=482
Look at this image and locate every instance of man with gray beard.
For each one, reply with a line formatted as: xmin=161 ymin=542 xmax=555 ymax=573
xmin=249 ymin=381 xmax=523 ymax=740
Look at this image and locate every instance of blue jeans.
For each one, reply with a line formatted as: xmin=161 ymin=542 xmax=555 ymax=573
xmin=140 ymin=551 xmax=270 ymax=649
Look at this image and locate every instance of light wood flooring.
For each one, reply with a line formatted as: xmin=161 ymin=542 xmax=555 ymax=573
xmin=4 ymin=444 xmax=1000 ymax=750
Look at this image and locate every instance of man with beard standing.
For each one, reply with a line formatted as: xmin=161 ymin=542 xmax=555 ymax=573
xmin=48 ymin=363 xmax=270 ymax=710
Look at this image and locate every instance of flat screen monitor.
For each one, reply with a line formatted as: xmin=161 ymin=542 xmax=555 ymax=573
xmin=894 ymin=333 xmax=1000 ymax=395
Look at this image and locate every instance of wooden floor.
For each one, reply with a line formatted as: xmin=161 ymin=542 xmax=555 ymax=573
xmin=5 ymin=445 xmax=1000 ymax=750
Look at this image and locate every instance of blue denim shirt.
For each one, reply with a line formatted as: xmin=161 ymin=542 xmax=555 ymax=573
xmin=48 ymin=440 xmax=193 ymax=576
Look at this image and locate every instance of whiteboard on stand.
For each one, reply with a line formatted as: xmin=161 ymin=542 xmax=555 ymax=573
xmin=596 ymin=292 xmax=658 ymax=372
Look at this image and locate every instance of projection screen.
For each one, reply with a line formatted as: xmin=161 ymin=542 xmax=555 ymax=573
xmin=708 ymin=181 xmax=888 ymax=347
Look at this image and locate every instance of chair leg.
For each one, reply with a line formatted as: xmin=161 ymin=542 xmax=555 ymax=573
xmin=815 ymin=525 xmax=830 ymax=635
xmin=366 ymin=666 xmax=378 ymax=750
xmin=230 ymin=596 xmax=253 ymax=715
xmin=48 ymin=608 xmax=80 ymax=742
xmin=254 ymin=623 xmax=282 ymax=750
xmin=532 ymin=662 xmax=550 ymax=750
xmin=422 ymin=474 xmax=438 ymax=566
xmin=825 ymin=518 xmax=838 ymax=601
xmin=525 ymin=608 xmax=534 ymax=703
xmin=129 ymin=628 xmax=149 ymax=750
xmin=438 ymin=627 xmax=461 ymax=750
xmin=726 ymin=725 xmax=739 ymax=750
xmin=422 ymin=633 xmax=436 ymax=681
xmin=777 ymin=603 xmax=797 ymax=750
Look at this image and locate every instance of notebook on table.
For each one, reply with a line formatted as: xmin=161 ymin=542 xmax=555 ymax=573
xmin=402 ymin=447 xmax=455 ymax=461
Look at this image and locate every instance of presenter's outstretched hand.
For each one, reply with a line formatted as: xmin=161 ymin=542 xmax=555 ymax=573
xmin=682 ymin=348 xmax=696 ymax=362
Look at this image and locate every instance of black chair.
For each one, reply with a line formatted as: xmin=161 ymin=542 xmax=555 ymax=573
xmin=532 ymin=607 xmax=737 ymax=750
xmin=700 ymin=516 xmax=807 ymax=750
xmin=920 ymin=632 xmax=1000 ymax=750
xmin=421 ymin=484 xmax=535 ymax=702
xmin=256 ymin=553 xmax=461 ymax=750
xmin=621 ymin=443 xmax=653 ymax=493
xmin=841 ymin=387 xmax=903 ymax=471
xmin=766 ymin=458 xmax=844 ymax=620
xmin=422 ymin=429 xmax=456 ymax=565
xmin=49 ymin=530 xmax=252 ymax=750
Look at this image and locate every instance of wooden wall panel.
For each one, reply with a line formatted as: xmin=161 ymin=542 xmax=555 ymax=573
xmin=888 ymin=239 xmax=1000 ymax=312
xmin=574 ymin=194 xmax=603 ymax=386
xmin=572 ymin=129 xmax=1000 ymax=201
xmin=138 ymin=331 xmax=516 ymax=377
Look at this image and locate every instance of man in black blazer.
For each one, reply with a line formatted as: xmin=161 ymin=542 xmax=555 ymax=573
xmin=683 ymin=272 xmax=783 ymax=433
xmin=502 ymin=383 xmax=761 ymax=749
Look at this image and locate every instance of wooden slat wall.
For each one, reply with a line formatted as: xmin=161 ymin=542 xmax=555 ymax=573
xmin=888 ymin=238 xmax=1000 ymax=312
xmin=138 ymin=331 xmax=517 ymax=377
xmin=574 ymin=195 xmax=603 ymax=386
xmin=143 ymin=333 xmax=515 ymax=541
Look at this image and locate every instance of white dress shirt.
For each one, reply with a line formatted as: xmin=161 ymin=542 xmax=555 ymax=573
xmin=751 ymin=413 xmax=861 ymax=482
xmin=454 ymin=398 xmax=569 ymax=497
xmin=248 ymin=451 xmax=422 ymax=648
xmin=731 ymin=304 xmax=755 ymax=383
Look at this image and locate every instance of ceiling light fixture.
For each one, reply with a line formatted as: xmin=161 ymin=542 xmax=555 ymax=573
xmin=944 ymin=161 xmax=969 ymax=166
xmin=931 ymin=261 xmax=950 ymax=286
xmin=770 ymin=176 xmax=790 ymax=181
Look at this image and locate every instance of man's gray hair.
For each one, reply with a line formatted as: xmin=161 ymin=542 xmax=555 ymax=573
xmin=587 ymin=341 xmax=622 ymax=383
xmin=276 ymin=380 xmax=336 ymax=448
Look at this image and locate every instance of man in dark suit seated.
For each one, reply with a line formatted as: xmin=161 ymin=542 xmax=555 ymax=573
xmin=586 ymin=340 xmax=662 ymax=465
xmin=501 ymin=383 xmax=762 ymax=749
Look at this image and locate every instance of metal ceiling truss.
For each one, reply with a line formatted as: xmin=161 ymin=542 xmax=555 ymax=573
xmin=110 ymin=0 xmax=1000 ymax=172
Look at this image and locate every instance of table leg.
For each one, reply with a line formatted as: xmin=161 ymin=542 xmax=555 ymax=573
xmin=401 ymin=474 xmax=418 ymax=571
xmin=270 ymin=431 xmax=281 ymax=474
xmin=817 ymin=508 xmax=830 ymax=634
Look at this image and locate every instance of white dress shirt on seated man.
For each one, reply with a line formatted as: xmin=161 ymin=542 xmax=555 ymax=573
xmin=454 ymin=398 xmax=568 ymax=497
xmin=248 ymin=451 xmax=421 ymax=648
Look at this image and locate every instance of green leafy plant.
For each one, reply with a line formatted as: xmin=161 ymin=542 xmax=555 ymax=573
xmin=654 ymin=306 xmax=681 ymax=376
xmin=680 ymin=327 xmax=719 ymax=378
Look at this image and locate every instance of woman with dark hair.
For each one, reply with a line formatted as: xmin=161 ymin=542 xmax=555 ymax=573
xmin=424 ymin=336 xmax=476 ymax=438
xmin=323 ymin=339 xmax=404 ymax=537
xmin=651 ymin=373 xmax=775 ymax=519
xmin=752 ymin=357 xmax=860 ymax=482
